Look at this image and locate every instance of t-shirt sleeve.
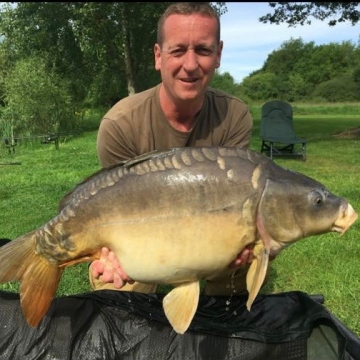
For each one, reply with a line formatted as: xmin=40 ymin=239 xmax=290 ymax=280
xmin=222 ymin=104 xmax=253 ymax=149
xmin=97 ymin=117 xmax=137 ymax=168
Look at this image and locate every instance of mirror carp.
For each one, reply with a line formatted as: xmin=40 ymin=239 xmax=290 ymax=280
xmin=0 ymin=147 xmax=357 ymax=334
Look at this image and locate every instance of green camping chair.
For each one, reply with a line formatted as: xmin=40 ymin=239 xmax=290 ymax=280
xmin=260 ymin=100 xmax=307 ymax=161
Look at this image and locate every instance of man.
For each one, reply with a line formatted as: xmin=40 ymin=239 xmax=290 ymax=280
xmin=90 ymin=2 xmax=259 ymax=296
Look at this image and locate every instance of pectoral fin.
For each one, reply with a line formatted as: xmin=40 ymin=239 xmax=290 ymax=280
xmin=162 ymin=281 xmax=200 ymax=334
xmin=246 ymin=242 xmax=269 ymax=311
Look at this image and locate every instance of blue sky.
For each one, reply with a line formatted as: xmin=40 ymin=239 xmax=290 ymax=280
xmin=219 ymin=2 xmax=360 ymax=83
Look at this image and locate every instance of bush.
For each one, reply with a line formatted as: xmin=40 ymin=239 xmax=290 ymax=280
xmin=241 ymin=72 xmax=280 ymax=101
xmin=2 ymin=56 xmax=81 ymax=138
xmin=312 ymin=75 xmax=360 ymax=102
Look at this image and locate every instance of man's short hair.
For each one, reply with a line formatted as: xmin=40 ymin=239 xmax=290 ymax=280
xmin=157 ymin=2 xmax=221 ymax=46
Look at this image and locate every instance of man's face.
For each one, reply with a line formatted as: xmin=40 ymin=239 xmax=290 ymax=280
xmin=154 ymin=14 xmax=223 ymax=104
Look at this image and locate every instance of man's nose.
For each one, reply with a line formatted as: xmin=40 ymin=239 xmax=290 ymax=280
xmin=183 ymin=50 xmax=198 ymax=71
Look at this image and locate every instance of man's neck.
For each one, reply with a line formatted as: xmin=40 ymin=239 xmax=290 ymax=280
xmin=159 ymin=85 xmax=203 ymax=132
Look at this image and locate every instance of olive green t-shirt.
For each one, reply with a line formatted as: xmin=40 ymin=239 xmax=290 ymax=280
xmin=97 ymin=84 xmax=253 ymax=168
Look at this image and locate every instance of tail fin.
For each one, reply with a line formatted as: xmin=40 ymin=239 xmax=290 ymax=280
xmin=0 ymin=232 xmax=62 ymax=327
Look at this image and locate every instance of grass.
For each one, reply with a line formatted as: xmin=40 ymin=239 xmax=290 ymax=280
xmin=0 ymin=106 xmax=359 ymax=336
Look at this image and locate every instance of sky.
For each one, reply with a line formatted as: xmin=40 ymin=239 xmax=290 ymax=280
xmin=219 ymin=2 xmax=360 ymax=83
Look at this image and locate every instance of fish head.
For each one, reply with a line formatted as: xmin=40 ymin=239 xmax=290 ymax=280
xmin=257 ymin=168 xmax=358 ymax=254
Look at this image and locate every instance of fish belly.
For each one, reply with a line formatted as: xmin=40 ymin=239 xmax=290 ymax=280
xmin=98 ymin=211 xmax=252 ymax=284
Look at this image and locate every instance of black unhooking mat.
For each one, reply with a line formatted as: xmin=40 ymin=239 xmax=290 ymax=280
xmin=0 ymin=290 xmax=359 ymax=360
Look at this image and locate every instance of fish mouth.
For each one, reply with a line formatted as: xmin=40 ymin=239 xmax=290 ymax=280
xmin=331 ymin=203 xmax=358 ymax=234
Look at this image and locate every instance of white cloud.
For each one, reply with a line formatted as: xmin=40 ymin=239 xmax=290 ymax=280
xmin=219 ymin=2 xmax=360 ymax=83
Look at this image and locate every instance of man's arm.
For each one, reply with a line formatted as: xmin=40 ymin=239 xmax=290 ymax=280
xmin=97 ymin=118 xmax=137 ymax=168
xmin=223 ymin=105 xmax=253 ymax=149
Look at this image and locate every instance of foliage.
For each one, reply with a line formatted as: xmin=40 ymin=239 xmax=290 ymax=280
xmin=312 ymin=75 xmax=360 ymax=102
xmin=210 ymin=70 xmax=238 ymax=94
xmin=0 ymin=2 xmax=169 ymax=105
xmin=251 ymin=3 xmax=360 ymax=103
xmin=259 ymin=2 xmax=360 ymax=26
xmin=241 ymin=72 xmax=280 ymax=101
xmin=2 ymin=56 xmax=79 ymax=138
xmin=70 ymin=2 xmax=172 ymax=100
xmin=242 ymin=38 xmax=360 ymax=102
xmin=0 ymin=46 xmax=13 ymax=107
xmin=0 ymin=2 xmax=227 ymax=108
xmin=1 ymin=2 xmax=359 ymax=110
xmin=0 ymin=3 xmax=89 ymax=103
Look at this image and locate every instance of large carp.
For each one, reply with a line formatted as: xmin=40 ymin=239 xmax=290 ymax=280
xmin=0 ymin=147 xmax=357 ymax=334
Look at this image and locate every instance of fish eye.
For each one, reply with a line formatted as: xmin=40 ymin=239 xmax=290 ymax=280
xmin=311 ymin=190 xmax=324 ymax=206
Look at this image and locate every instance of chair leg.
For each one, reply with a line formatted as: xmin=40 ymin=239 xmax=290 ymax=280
xmin=302 ymin=143 xmax=307 ymax=161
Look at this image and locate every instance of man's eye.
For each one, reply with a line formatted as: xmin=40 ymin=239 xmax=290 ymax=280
xmin=171 ymin=49 xmax=186 ymax=57
xmin=196 ymin=48 xmax=212 ymax=56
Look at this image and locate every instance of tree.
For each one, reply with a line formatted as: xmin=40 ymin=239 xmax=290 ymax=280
xmin=241 ymin=38 xmax=360 ymax=102
xmin=210 ymin=71 xmax=238 ymax=94
xmin=0 ymin=2 xmax=170 ymax=105
xmin=241 ymin=72 xmax=280 ymax=101
xmin=313 ymin=75 xmax=360 ymax=102
xmin=0 ymin=2 xmax=89 ymax=103
xmin=71 ymin=2 xmax=172 ymax=98
xmin=259 ymin=2 xmax=360 ymax=27
xmin=263 ymin=38 xmax=315 ymax=78
xmin=255 ymin=4 xmax=360 ymax=103
xmin=2 ymin=56 xmax=78 ymax=138
xmin=0 ymin=2 xmax=227 ymax=106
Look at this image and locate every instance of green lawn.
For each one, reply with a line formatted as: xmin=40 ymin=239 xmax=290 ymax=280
xmin=0 ymin=110 xmax=359 ymax=336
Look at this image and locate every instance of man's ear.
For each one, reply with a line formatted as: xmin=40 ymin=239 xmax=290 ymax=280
xmin=215 ymin=40 xmax=223 ymax=69
xmin=154 ymin=43 xmax=161 ymax=71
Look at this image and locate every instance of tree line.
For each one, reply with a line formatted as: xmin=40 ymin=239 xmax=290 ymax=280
xmin=240 ymin=38 xmax=360 ymax=102
xmin=0 ymin=2 xmax=175 ymax=138
xmin=0 ymin=2 xmax=359 ymax=140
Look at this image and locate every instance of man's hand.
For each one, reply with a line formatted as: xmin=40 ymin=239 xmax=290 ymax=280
xmin=229 ymin=244 xmax=277 ymax=268
xmin=229 ymin=245 xmax=254 ymax=268
xmin=91 ymin=245 xmax=259 ymax=288
xmin=91 ymin=247 xmax=134 ymax=289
